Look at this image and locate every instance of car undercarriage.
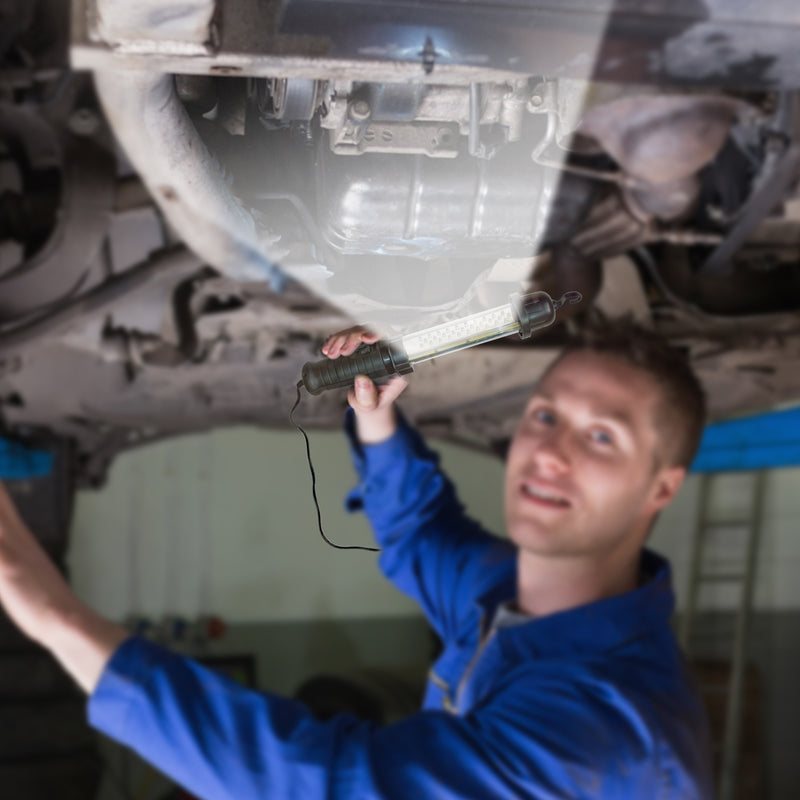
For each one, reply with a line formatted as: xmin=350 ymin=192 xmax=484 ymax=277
xmin=3 ymin=0 xmax=800 ymax=484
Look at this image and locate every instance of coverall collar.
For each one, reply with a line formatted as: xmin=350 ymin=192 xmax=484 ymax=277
xmin=476 ymin=548 xmax=674 ymax=660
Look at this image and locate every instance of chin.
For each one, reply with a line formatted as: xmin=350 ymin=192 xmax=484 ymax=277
xmin=507 ymin=519 xmax=567 ymax=555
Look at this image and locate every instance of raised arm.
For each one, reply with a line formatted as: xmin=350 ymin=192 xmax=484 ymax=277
xmin=323 ymin=328 xmax=515 ymax=642
xmin=0 ymin=482 xmax=128 ymax=693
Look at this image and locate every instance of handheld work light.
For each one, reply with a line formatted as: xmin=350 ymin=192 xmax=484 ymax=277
xmin=300 ymin=290 xmax=582 ymax=395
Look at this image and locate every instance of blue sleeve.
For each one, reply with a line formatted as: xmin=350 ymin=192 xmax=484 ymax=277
xmin=344 ymin=410 xmax=515 ymax=640
xmin=88 ymin=638 xmax=696 ymax=800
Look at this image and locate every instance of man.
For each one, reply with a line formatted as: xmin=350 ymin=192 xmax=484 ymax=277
xmin=0 ymin=316 xmax=713 ymax=798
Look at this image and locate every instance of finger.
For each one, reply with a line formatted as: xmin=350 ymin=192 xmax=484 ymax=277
xmin=331 ymin=333 xmax=357 ymax=358
xmin=322 ymin=326 xmax=365 ymax=358
xmin=339 ymin=332 xmax=368 ymax=356
xmin=352 ymin=375 xmax=379 ymax=410
xmin=322 ymin=333 xmax=347 ymax=358
xmin=377 ymin=375 xmax=408 ymax=407
xmin=339 ymin=327 xmax=380 ymax=356
xmin=323 ymin=326 xmax=382 ymax=359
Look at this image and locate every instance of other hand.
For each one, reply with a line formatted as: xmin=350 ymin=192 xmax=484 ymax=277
xmin=0 ymin=481 xmax=78 ymax=647
xmin=321 ymin=326 xmax=380 ymax=360
xmin=0 ymin=481 xmax=128 ymax=692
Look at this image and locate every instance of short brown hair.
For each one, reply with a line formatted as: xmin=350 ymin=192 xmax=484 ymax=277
xmin=550 ymin=316 xmax=706 ymax=468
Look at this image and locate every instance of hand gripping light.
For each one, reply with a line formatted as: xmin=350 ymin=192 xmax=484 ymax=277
xmin=300 ymin=290 xmax=582 ymax=395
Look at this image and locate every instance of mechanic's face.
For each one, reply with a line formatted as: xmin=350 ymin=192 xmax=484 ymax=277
xmin=504 ymin=351 xmax=684 ymax=566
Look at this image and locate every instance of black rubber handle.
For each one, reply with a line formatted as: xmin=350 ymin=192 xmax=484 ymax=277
xmin=301 ymin=343 xmax=412 ymax=396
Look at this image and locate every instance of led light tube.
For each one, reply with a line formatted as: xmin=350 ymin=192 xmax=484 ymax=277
xmin=399 ymin=303 xmax=520 ymax=363
xmin=300 ymin=290 xmax=582 ymax=395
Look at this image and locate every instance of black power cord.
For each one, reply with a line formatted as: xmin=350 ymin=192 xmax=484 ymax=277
xmin=290 ymin=381 xmax=379 ymax=552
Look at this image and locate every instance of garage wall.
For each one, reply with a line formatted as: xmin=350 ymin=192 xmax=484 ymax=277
xmin=68 ymin=425 xmax=505 ymax=623
xmin=68 ymin=425 xmax=800 ymax=623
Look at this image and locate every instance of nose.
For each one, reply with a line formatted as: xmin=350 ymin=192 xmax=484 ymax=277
xmin=532 ymin=426 xmax=571 ymax=475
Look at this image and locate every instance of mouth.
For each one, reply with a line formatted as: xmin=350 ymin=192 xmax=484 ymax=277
xmin=520 ymin=482 xmax=571 ymax=508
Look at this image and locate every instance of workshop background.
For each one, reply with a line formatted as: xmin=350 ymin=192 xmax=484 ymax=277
xmin=6 ymin=2 xmax=800 ymax=799
xmin=64 ymin=426 xmax=800 ymax=800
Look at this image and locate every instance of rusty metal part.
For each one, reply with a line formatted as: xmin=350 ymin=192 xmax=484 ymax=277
xmin=579 ymin=95 xmax=745 ymax=185
xmin=570 ymin=192 xmax=647 ymax=260
xmin=570 ymin=167 xmax=703 ymax=262
xmin=624 ymin=174 xmax=700 ymax=222
xmin=0 ymin=247 xmax=202 ymax=357
xmin=645 ymin=230 xmax=722 ymax=247
xmin=174 ymin=74 xmax=218 ymax=114
xmin=113 ymin=177 xmax=154 ymax=213
xmin=92 ymin=69 xmax=284 ymax=288
xmin=92 ymin=0 xmax=217 ymax=55
xmin=701 ymin=143 xmax=800 ymax=276
xmin=656 ymin=244 xmax=800 ymax=316
xmin=0 ymin=127 xmax=115 ymax=321
xmin=264 ymin=78 xmax=322 ymax=122
xmin=74 ymin=0 xmax=800 ymax=91
xmin=528 ymin=83 xmax=628 ymax=185
xmin=321 ymin=80 xmax=527 ymax=157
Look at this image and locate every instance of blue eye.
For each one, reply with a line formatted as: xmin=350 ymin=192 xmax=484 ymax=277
xmin=533 ymin=409 xmax=556 ymax=425
xmin=590 ymin=429 xmax=613 ymax=445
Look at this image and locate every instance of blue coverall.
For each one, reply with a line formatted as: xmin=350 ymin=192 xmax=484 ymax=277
xmin=89 ymin=412 xmax=714 ymax=799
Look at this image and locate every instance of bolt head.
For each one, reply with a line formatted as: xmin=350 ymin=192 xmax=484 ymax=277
xmin=349 ymin=100 xmax=371 ymax=120
xmin=68 ymin=108 xmax=100 ymax=136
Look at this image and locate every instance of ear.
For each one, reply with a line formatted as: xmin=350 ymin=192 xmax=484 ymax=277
xmin=646 ymin=465 xmax=686 ymax=515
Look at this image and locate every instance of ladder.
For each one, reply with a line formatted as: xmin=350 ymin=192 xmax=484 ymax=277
xmin=679 ymin=471 xmax=767 ymax=800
